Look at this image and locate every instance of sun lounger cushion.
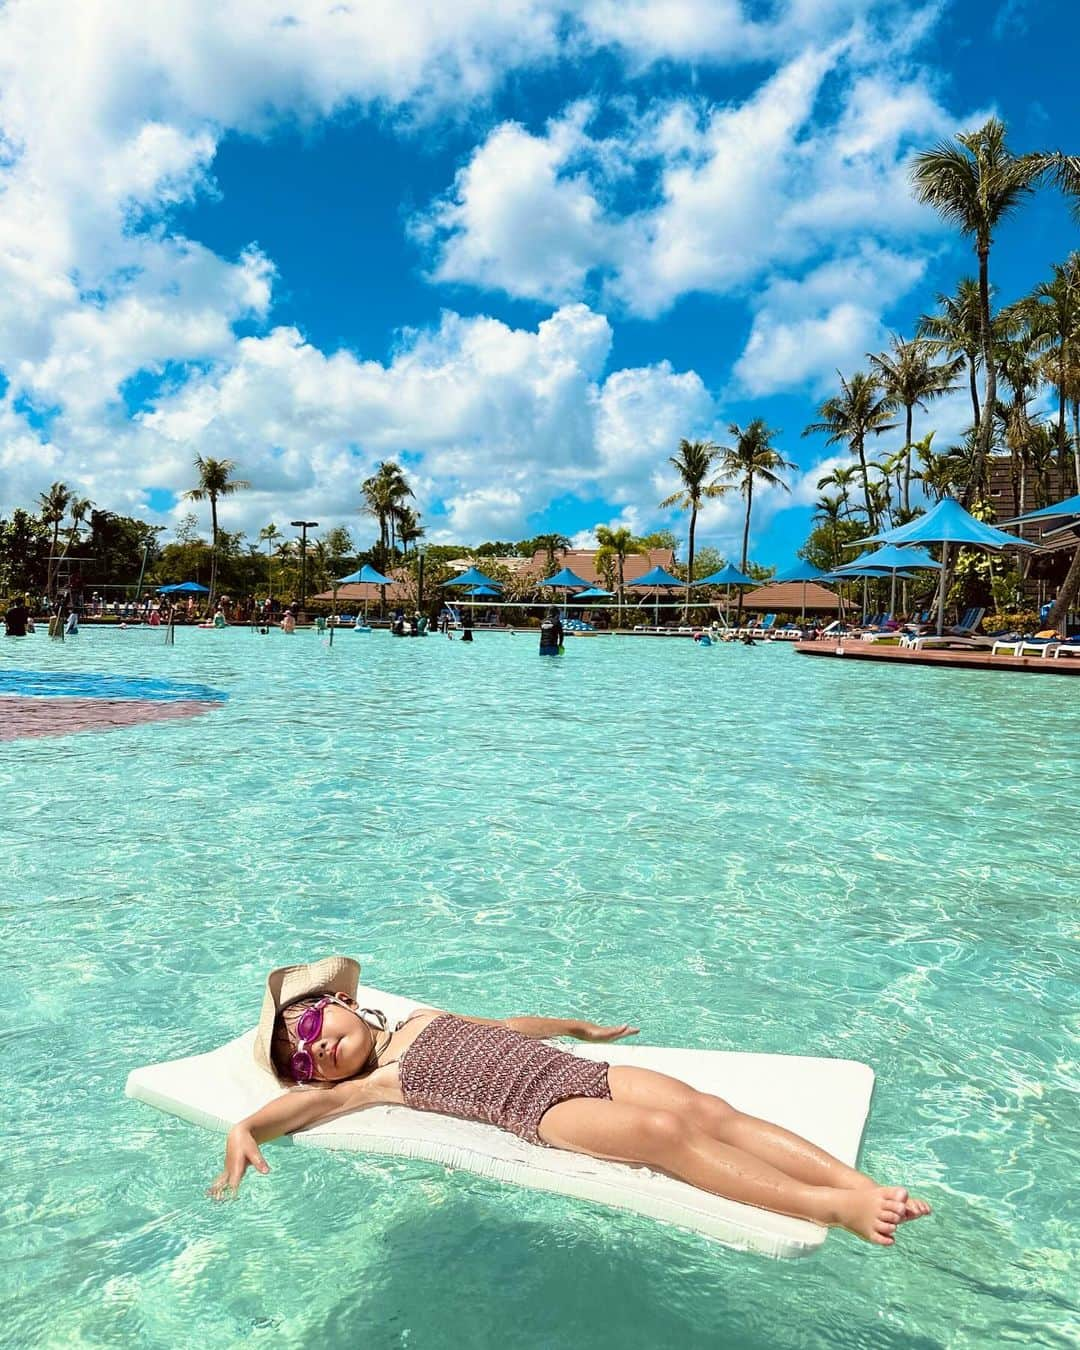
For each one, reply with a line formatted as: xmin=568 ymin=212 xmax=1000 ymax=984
xmin=125 ymin=985 xmax=875 ymax=1260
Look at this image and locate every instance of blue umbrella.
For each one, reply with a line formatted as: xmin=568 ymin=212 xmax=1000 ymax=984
xmin=859 ymin=497 xmax=1033 ymax=633
xmin=692 ymin=563 xmax=755 ymax=626
xmin=769 ymin=560 xmax=830 ymax=623
xmin=773 ymin=560 xmax=828 ymax=583
xmin=834 ymin=544 xmax=941 ymax=618
xmin=159 ymin=581 xmax=209 ymax=594
xmin=541 ymin=566 xmax=591 ymax=589
xmin=442 ymin=566 xmax=501 ymax=589
xmin=694 ymin=563 xmax=756 ymax=586
xmin=466 ymin=584 xmax=501 ymax=597
xmin=570 ymin=586 xmax=613 ymax=600
xmin=631 ymin=564 xmax=683 ymax=588
xmin=838 ymin=544 xmax=941 ymax=571
xmin=860 ymin=497 xmax=1033 ymax=550
xmin=627 ymin=563 xmax=684 ymax=625
xmin=336 ymin=563 xmax=393 ymax=586
xmin=1000 ymin=492 xmax=1080 ymax=526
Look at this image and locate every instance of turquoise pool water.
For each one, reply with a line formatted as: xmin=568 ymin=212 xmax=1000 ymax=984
xmin=2 ymin=627 xmax=1077 ymax=1348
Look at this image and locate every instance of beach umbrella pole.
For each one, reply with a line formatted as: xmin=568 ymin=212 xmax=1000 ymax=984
xmin=936 ymin=542 xmax=948 ymax=635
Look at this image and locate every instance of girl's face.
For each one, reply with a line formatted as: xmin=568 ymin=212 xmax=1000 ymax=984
xmin=295 ymin=993 xmax=375 ymax=1083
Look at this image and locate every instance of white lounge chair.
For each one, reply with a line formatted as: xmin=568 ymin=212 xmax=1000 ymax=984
xmin=902 ymin=607 xmax=987 ymax=650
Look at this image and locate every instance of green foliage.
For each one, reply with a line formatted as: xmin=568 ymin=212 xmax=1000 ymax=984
xmin=473 ymin=540 xmax=522 ymax=557
xmin=639 ymin=529 xmax=678 ymax=556
xmin=86 ymin=511 xmax=162 ymax=585
xmin=0 ymin=509 xmax=50 ymax=593
xmin=799 ymin=517 xmax=864 ymax=571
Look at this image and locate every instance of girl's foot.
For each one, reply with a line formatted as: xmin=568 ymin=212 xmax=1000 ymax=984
xmin=900 ymin=1195 xmax=932 ymax=1222
xmin=853 ymin=1175 xmax=932 ymax=1223
xmin=827 ymin=1186 xmax=910 ymax=1245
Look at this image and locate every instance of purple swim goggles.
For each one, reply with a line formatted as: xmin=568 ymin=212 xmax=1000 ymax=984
xmin=289 ymin=997 xmax=385 ymax=1083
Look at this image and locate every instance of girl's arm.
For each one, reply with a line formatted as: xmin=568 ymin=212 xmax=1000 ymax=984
xmin=459 ymin=1014 xmax=639 ymax=1042
xmin=208 ymin=1075 xmax=381 ymax=1198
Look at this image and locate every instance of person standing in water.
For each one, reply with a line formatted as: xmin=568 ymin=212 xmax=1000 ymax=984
xmin=539 ymin=607 xmax=564 ymax=655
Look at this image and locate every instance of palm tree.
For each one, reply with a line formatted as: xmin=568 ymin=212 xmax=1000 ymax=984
xmin=183 ymin=457 xmax=250 ymax=606
xmin=812 ymin=494 xmax=847 ymax=568
xmin=912 ymin=118 xmax=1049 ymax=500
xmin=659 ymin=439 xmax=726 ymax=617
xmin=869 ymin=336 xmax=961 ymax=512
xmin=815 ymin=464 xmax=860 ymax=517
xmin=595 ymin=525 xmax=647 ymax=623
xmin=259 ymin=523 xmax=281 ymax=599
xmin=534 ymin=533 xmax=571 ymax=572
xmin=396 ymin=505 xmax=425 ymax=556
xmin=1019 ymin=254 xmax=1080 ymax=491
xmin=38 ymin=481 xmax=71 ymax=597
xmin=361 ymin=461 xmax=413 ymax=564
xmin=59 ymin=496 xmax=93 ymax=566
xmin=804 ymin=372 xmax=896 ymax=527
xmin=715 ymin=421 xmax=794 ymax=574
xmin=918 ymin=279 xmax=988 ymax=427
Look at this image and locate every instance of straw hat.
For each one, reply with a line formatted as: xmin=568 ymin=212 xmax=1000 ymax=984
xmin=253 ymin=955 xmax=361 ymax=1078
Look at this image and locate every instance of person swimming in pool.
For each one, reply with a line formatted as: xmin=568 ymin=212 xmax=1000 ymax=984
xmin=208 ymin=958 xmax=930 ymax=1244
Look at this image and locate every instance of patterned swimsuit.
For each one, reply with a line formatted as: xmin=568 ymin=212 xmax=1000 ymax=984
xmin=398 ymin=1013 xmax=612 ymax=1146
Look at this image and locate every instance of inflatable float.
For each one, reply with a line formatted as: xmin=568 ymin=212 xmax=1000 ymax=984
xmin=126 ymin=984 xmax=875 ymax=1259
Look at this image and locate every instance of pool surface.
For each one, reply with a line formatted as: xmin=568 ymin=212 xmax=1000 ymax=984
xmin=2 ymin=628 xmax=1077 ymax=1347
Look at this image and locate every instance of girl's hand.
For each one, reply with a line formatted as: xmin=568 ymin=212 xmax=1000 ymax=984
xmin=207 ymin=1126 xmax=270 ymax=1200
xmin=576 ymin=1021 xmax=639 ymax=1042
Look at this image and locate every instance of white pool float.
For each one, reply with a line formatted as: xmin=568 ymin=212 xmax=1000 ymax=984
xmin=125 ymin=984 xmax=874 ymax=1260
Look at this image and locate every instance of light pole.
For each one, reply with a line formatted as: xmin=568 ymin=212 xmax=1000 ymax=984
xmin=417 ymin=542 xmax=427 ymax=615
xmin=290 ymin=520 xmax=319 ymax=611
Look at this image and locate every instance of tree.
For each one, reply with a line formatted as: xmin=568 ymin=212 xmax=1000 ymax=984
xmin=659 ymin=439 xmax=725 ymax=617
xmin=534 ymin=533 xmax=571 ymax=571
xmin=715 ymin=421 xmax=794 ymax=576
xmin=802 ymin=509 xmax=864 ymax=574
xmin=1019 ymin=254 xmax=1080 ymax=492
xmin=918 ymin=278 xmax=988 ymax=427
xmin=361 ymin=461 xmax=413 ymax=564
xmin=258 ymin=523 xmax=281 ymax=598
xmin=321 ymin=525 xmax=355 ymax=576
xmin=0 ymin=509 xmax=50 ymax=595
xmin=58 ymin=496 xmax=94 ymax=574
xmin=869 ymin=335 xmax=960 ymax=512
xmin=395 ymin=505 xmax=425 ymax=556
xmin=87 ymin=511 xmax=162 ymax=590
xmin=183 ymin=456 xmax=250 ymax=605
xmin=38 ymin=481 xmax=71 ymax=597
xmin=595 ymin=525 xmax=647 ymax=623
xmin=804 ymin=372 xmax=896 ymax=527
xmin=816 ymin=464 xmax=860 ymax=517
xmin=912 ymin=118 xmax=1049 ymax=501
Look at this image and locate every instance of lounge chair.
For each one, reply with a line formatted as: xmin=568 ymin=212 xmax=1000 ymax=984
xmin=748 ymin=613 xmax=777 ymax=638
xmin=902 ymin=607 xmax=987 ymax=650
xmin=1052 ymin=636 xmax=1080 ymax=659
xmin=991 ymin=631 xmax=1060 ymax=658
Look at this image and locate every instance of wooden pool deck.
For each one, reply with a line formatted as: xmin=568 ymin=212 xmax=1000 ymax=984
xmin=794 ymin=640 xmax=1080 ymax=676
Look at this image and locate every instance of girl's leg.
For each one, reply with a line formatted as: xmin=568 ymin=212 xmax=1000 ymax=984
xmin=538 ymin=1096 xmax=908 ymax=1244
xmin=606 ymin=1068 xmax=931 ymax=1220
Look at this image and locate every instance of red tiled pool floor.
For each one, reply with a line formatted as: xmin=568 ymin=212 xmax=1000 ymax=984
xmin=0 ymin=697 xmax=223 ymax=740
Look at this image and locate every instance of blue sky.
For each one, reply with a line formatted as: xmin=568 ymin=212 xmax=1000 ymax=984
xmin=0 ymin=0 xmax=1077 ymax=566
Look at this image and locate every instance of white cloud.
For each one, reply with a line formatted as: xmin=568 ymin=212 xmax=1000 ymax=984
xmin=733 ymin=245 xmax=927 ymax=395
xmin=414 ymin=42 xmax=963 ymax=319
xmin=0 ymin=0 xmax=977 ymax=555
xmin=43 ymin=304 xmax=712 ymax=543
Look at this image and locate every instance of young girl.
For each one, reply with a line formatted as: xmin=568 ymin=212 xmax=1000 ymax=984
xmin=210 ymin=958 xmax=930 ymax=1245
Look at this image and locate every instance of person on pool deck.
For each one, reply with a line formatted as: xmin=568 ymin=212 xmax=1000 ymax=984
xmin=4 ymin=595 xmax=30 ymax=636
xmin=208 ymin=958 xmax=931 ymax=1245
